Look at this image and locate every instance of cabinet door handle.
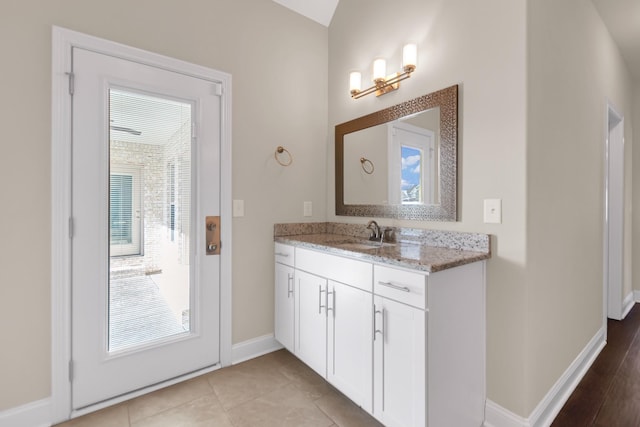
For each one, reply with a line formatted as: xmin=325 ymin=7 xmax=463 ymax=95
xmin=378 ymin=281 xmax=411 ymax=293
xmin=318 ymin=285 xmax=326 ymax=314
xmin=275 ymin=252 xmax=289 ymax=257
xmin=327 ymin=288 xmax=335 ymax=317
xmin=373 ymin=305 xmax=383 ymax=341
xmin=287 ymin=273 xmax=293 ymax=298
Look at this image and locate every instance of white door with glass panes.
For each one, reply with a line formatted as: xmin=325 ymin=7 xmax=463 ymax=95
xmin=71 ymin=47 xmax=222 ymax=409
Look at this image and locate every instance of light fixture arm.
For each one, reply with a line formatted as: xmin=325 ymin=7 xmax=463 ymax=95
xmin=351 ymin=68 xmax=414 ymax=99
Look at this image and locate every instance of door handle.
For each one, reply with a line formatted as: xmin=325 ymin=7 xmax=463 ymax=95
xmin=206 ymin=216 xmax=220 ymax=255
xmin=287 ymin=273 xmax=293 ymax=298
xmin=373 ymin=305 xmax=384 ymax=341
xmin=327 ymin=288 xmax=335 ymax=317
xmin=318 ymin=285 xmax=326 ymax=314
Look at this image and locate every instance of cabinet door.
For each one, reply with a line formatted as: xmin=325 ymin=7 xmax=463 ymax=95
xmin=274 ymin=262 xmax=295 ymax=352
xmin=327 ymin=281 xmax=373 ymax=413
xmin=373 ymin=295 xmax=426 ymax=427
xmin=296 ymin=270 xmax=328 ymax=377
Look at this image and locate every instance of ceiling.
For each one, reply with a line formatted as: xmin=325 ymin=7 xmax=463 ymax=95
xmin=592 ymin=0 xmax=640 ymax=82
xmin=272 ymin=0 xmax=339 ymax=27
xmin=272 ymin=0 xmax=639 ymax=83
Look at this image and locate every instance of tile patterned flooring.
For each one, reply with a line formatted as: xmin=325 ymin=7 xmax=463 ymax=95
xmin=55 ymin=350 xmax=384 ymax=427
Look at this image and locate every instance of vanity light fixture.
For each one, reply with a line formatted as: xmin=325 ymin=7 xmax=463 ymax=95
xmin=350 ymin=43 xmax=417 ymax=99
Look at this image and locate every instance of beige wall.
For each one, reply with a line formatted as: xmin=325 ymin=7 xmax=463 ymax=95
xmin=527 ymin=0 xmax=634 ymax=416
xmin=0 ymin=0 xmax=328 ymax=411
xmin=329 ymin=0 xmax=529 ymax=415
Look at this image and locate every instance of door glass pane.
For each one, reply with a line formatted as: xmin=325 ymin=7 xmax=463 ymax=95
xmin=401 ymin=145 xmax=423 ymax=204
xmin=108 ymin=88 xmax=193 ymax=352
xmin=110 ymin=174 xmax=133 ymax=244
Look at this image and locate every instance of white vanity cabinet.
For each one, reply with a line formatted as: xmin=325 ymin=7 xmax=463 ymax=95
xmin=294 ymin=247 xmax=374 ymax=412
xmin=373 ymin=266 xmax=427 ymax=427
xmin=273 ymin=242 xmax=486 ymax=427
xmin=274 ymin=243 xmax=295 ymax=352
xmin=372 ymin=262 xmax=486 ymax=427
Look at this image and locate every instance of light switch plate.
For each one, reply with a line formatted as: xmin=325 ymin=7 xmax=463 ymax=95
xmin=483 ymin=199 xmax=502 ymax=224
xmin=303 ymin=201 xmax=312 ymax=217
xmin=233 ymin=199 xmax=245 ymax=217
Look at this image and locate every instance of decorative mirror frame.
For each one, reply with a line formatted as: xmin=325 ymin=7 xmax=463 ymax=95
xmin=335 ymin=84 xmax=458 ymax=221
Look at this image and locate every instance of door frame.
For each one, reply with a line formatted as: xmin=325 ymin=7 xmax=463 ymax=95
xmin=603 ymin=99 xmax=625 ymax=326
xmin=51 ymin=26 xmax=232 ymax=423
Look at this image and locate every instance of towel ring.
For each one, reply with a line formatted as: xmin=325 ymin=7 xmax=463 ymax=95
xmin=360 ymin=157 xmax=375 ymax=174
xmin=275 ymin=146 xmax=293 ymax=166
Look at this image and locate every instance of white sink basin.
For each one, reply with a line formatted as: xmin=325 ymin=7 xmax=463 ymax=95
xmin=335 ymin=240 xmax=396 ymax=251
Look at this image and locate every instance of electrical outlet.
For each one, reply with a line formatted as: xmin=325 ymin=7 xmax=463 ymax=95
xmin=303 ymin=201 xmax=312 ymax=217
xmin=233 ymin=199 xmax=245 ymax=217
xmin=483 ymin=199 xmax=501 ymax=224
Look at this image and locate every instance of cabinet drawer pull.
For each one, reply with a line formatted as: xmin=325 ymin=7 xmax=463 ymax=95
xmin=378 ymin=281 xmax=411 ymax=293
xmin=275 ymin=252 xmax=290 ymax=257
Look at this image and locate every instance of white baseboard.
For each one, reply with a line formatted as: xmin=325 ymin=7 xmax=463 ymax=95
xmin=622 ymin=293 xmax=635 ymax=319
xmin=633 ymin=290 xmax=640 ymax=303
xmin=484 ymin=327 xmax=605 ymax=427
xmin=231 ymin=333 xmax=283 ymax=365
xmin=484 ymin=399 xmax=529 ymax=427
xmin=0 ymin=398 xmax=51 ymax=427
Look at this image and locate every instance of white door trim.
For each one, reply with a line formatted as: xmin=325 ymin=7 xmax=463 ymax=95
xmin=603 ymin=99 xmax=624 ymax=325
xmin=51 ymin=26 xmax=232 ymax=424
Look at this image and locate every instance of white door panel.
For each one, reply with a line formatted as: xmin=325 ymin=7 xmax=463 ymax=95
xmin=327 ymin=281 xmax=373 ymax=413
xmin=295 ymin=270 xmax=327 ymax=377
xmin=72 ymin=47 xmax=221 ymax=409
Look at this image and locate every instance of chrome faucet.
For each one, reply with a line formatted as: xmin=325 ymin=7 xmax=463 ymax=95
xmin=366 ymin=220 xmax=381 ymax=241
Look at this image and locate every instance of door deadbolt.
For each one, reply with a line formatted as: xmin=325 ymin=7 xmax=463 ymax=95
xmin=205 ymin=216 xmax=220 ymax=255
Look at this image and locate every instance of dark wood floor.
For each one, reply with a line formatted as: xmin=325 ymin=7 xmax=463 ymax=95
xmin=552 ymin=304 xmax=640 ymax=426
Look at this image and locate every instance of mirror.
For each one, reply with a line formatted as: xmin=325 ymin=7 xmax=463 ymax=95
xmin=335 ymin=85 xmax=458 ymax=221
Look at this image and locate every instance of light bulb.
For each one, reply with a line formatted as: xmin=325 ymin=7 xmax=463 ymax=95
xmin=373 ymin=58 xmax=386 ymax=82
xmin=349 ymin=71 xmax=362 ymax=93
xmin=403 ymin=44 xmax=417 ymax=72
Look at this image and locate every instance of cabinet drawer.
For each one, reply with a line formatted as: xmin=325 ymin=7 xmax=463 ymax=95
xmin=275 ymin=243 xmax=295 ymax=266
xmin=296 ymin=248 xmax=372 ymax=292
xmin=374 ymin=265 xmax=427 ymax=310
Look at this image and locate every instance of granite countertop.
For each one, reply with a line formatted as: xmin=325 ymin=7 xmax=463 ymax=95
xmin=274 ymin=223 xmax=491 ymax=273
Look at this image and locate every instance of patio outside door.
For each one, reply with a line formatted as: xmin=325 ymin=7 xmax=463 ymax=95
xmin=71 ymin=47 xmax=221 ymax=409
